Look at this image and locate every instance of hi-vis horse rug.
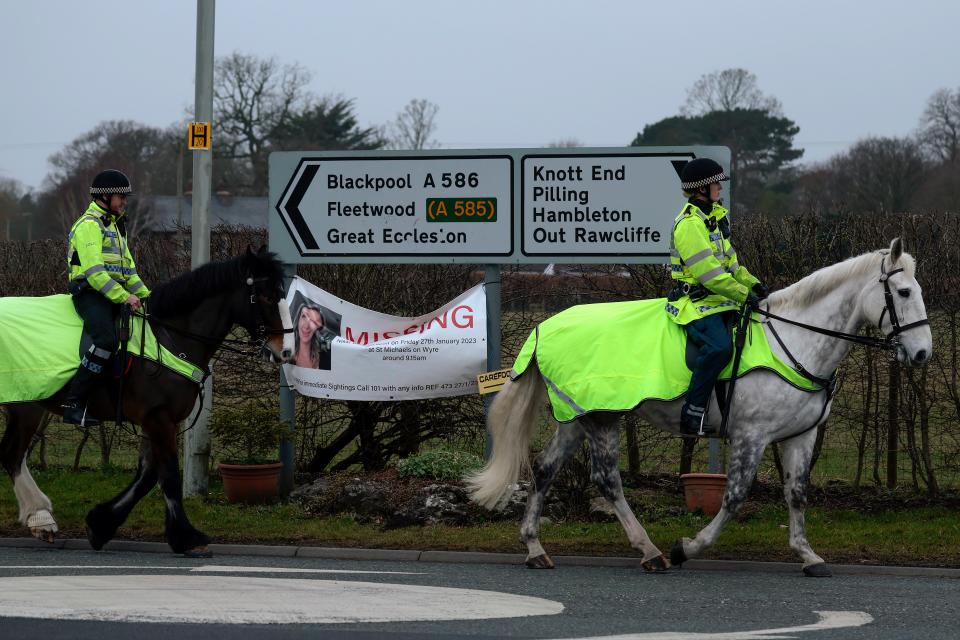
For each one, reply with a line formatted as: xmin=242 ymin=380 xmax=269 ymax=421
xmin=512 ymin=299 xmax=825 ymax=423
xmin=0 ymin=295 xmax=204 ymax=403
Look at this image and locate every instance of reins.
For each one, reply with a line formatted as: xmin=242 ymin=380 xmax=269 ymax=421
xmin=753 ymin=257 xmax=930 ymax=362
xmin=719 ymin=255 xmax=929 ymax=442
xmin=114 ymin=274 xmax=293 ymax=439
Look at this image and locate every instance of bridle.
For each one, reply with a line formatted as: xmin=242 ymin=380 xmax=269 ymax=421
xmin=244 ymin=275 xmax=295 ymax=345
xmin=876 ymin=258 xmax=930 ymax=342
xmin=754 ymin=254 xmax=929 ymax=357
xmin=136 ymin=273 xmax=294 ymax=361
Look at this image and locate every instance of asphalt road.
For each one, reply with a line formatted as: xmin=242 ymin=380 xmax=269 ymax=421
xmin=0 ymin=546 xmax=957 ymax=639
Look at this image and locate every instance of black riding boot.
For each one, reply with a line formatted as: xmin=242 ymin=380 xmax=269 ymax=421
xmin=62 ymin=347 xmax=110 ymax=427
xmin=680 ymin=402 xmax=715 ymax=436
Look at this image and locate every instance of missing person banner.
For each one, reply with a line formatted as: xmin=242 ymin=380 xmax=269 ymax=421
xmin=284 ymin=277 xmax=487 ymax=400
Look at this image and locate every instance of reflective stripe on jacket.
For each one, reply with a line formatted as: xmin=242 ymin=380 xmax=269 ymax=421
xmin=67 ymin=201 xmax=150 ymax=304
xmin=666 ymin=200 xmax=758 ymax=325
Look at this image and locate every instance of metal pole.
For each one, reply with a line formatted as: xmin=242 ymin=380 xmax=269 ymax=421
xmin=279 ymin=263 xmax=297 ymax=496
xmin=184 ymin=0 xmax=215 ymax=497
xmin=708 ymin=439 xmax=721 ymax=474
xmin=483 ymin=264 xmax=501 ymax=459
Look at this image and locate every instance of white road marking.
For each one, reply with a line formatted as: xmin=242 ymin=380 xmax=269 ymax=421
xmin=0 ymin=565 xmax=423 ymax=575
xmin=190 ymin=565 xmax=424 ymax=575
xmin=559 ymin=610 xmax=874 ymax=639
xmin=0 ymin=574 xmax=564 ymax=624
xmin=0 ymin=566 xmax=186 ymax=570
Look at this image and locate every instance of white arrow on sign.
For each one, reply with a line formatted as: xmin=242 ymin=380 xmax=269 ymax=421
xmin=558 ymin=610 xmax=874 ymax=640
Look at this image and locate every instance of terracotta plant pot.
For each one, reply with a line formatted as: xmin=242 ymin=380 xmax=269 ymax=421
xmin=680 ymin=473 xmax=727 ymax=516
xmin=219 ymin=462 xmax=283 ymax=504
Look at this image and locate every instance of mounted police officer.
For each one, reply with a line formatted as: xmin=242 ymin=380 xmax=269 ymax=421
xmin=62 ymin=170 xmax=150 ymax=426
xmin=666 ymin=158 xmax=768 ymax=436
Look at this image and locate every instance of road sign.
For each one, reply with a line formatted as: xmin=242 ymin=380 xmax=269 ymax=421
xmin=188 ymin=122 xmax=211 ymax=150
xmin=273 ymin=154 xmax=513 ymax=260
xmin=270 ymin=147 xmax=730 ymax=264
xmin=521 ymin=152 xmax=694 ymax=259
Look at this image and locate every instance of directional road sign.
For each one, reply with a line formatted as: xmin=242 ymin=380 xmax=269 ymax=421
xmin=270 ymin=147 xmax=730 ymax=264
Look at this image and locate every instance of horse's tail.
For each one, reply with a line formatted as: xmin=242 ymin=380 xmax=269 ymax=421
xmin=465 ymin=362 xmax=546 ymax=510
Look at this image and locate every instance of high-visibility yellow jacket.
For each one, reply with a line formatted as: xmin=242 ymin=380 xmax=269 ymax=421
xmin=67 ymin=201 xmax=150 ymax=304
xmin=666 ymin=200 xmax=758 ymax=325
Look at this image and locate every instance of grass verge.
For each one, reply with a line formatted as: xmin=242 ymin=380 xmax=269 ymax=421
xmin=1 ymin=467 xmax=958 ymax=567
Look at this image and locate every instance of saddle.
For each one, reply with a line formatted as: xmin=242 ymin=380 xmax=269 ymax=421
xmin=683 ymin=312 xmax=738 ymax=372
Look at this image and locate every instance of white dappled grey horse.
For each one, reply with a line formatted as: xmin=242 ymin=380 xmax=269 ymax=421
xmin=467 ymin=239 xmax=932 ymax=576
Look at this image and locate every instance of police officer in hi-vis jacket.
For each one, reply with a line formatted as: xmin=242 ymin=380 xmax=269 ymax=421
xmin=63 ymin=170 xmax=150 ymax=426
xmin=666 ymin=158 xmax=769 ymax=436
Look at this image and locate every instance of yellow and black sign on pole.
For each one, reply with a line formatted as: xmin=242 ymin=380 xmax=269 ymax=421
xmin=477 ymin=368 xmax=512 ymax=395
xmin=188 ymin=122 xmax=211 ymax=150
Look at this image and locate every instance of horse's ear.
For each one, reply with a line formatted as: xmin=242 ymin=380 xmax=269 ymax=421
xmin=257 ymin=244 xmax=269 ymax=255
xmin=246 ymin=245 xmax=257 ymax=258
xmin=889 ymin=238 xmax=903 ymax=264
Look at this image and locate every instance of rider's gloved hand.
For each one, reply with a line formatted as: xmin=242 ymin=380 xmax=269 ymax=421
xmin=746 ymin=293 xmax=762 ymax=310
xmin=752 ymin=282 xmax=770 ymax=300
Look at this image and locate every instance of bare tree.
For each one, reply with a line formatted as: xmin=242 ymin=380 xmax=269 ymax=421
xmin=681 ymin=68 xmax=783 ymax=116
xmin=842 ymin=137 xmax=928 ymax=211
xmin=0 ymin=178 xmax=23 ymax=240
xmin=213 ymin=52 xmax=313 ymax=192
xmin=797 ymin=137 xmax=928 ymax=213
xmin=917 ymin=87 xmax=960 ymax=163
xmin=387 ymin=99 xmax=439 ymax=150
xmin=546 ymin=138 xmax=583 ymax=148
xmin=45 ymin=120 xmax=169 ymax=236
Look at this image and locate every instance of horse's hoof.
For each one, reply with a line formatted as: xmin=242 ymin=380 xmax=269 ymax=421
xmin=802 ymin=562 xmax=832 ymax=578
xmin=27 ymin=510 xmax=58 ymax=544
xmin=183 ymin=545 xmax=214 ymax=559
xmin=85 ymin=525 xmax=106 ymax=551
xmin=525 ymin=553 xmax=555 ymax=569
xmin=31 ymin=528 xmax=56 ymax=544
xmin=670 ymin=540 xmax=688 ymax=567
xmin=641 ymin=555 xmax=672 ymax=573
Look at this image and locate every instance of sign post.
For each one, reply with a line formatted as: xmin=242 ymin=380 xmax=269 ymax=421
xmin=482 ymin=263 xmax=501 ymax=459
xmin=184 ymin=0 xmax=215 ymax=498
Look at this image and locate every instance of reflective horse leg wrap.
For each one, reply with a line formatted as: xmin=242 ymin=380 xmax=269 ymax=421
xmin=27 ymin=510 xmax=57 ymax=531
xmin=13 ymin=460 xmax=54 ymax=526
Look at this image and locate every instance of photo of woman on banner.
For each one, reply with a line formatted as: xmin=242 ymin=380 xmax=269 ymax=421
xmin=291 ymin=291 xmax=341 ymax=371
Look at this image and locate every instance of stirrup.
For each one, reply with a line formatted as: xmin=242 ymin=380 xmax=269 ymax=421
xmin=62 ymin=403 xmax=100 ymax=428
xmin=680 ymin=407 xmax=715 ymax=436
xmin=695 ymin=411 xmax=716 ymax=437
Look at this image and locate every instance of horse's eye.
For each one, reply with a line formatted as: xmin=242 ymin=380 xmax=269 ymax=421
xmin=898 ymin=289 xmax=910 ymax=298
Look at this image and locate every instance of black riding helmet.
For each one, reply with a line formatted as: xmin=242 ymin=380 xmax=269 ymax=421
xmin=680 ymin=158 xmax=729 ymax=190
xmin=90 ymin=170 xmax=133 ymax=196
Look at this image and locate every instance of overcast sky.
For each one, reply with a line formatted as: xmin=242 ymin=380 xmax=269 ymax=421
xmin=2 ymin=0 xmax=956 ymax=191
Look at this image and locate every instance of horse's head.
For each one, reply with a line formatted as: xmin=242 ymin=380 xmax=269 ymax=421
xmin=237 ymin=246 xmax=294 ymax=364
xmin=861 ymin=238 xmax=932 ymax=367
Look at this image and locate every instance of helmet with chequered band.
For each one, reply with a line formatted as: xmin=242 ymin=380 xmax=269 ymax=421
xmin=680 ymin=158 xmax=729 ymax=190
xmin=90 ymin=170 xmax=133 ymax=196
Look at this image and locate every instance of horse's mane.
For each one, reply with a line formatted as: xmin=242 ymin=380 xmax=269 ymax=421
xmin=767 ymin=250 xmax=915 ymax=312
xmin=149 ymin=251 xmax=285 ymax=317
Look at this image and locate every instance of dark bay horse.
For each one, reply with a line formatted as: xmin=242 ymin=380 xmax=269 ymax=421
xmin=1 ymin=247 xmax=293 ymax=556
